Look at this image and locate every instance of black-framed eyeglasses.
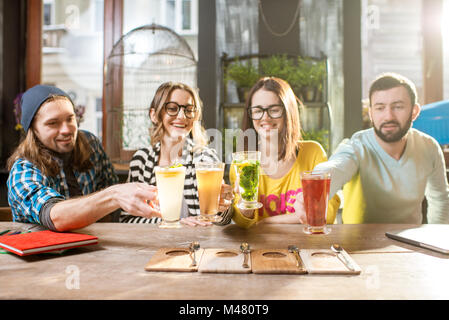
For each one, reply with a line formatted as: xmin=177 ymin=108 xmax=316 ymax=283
xmin=164 ymin=102 xmax=197 ymax=119
xmin=248 ymin=104 xmax=285 ymax=120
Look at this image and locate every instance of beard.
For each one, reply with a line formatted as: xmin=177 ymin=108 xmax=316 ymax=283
xmin=372 ymin=113 xmax=413 ymax=143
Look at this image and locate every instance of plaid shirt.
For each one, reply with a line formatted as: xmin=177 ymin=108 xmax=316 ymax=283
xmin=7 ymin=130 xmax=118 ymax=224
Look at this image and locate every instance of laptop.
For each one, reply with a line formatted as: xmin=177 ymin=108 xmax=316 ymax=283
xmin=385 ymin=224 xmax=449 ymax=254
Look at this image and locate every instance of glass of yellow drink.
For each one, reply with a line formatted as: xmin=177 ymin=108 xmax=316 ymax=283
xmin=195 ymin=162 xmax=225 ymax=222
xmin=232 ymin=151 xmax=263 ymax=210
xmin=155 ymin=165 xmax=186 ymax=228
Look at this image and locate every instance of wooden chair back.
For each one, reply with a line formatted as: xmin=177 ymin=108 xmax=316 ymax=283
xmin=0 ymin=207 xmax=12 ymax=221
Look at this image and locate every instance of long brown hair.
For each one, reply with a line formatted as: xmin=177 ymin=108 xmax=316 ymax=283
xmin=149 ymin=82 xmax=208 ymax=149
xmin=242 ymin=77 xmax=303 ymax=161
xmin=7 ymin=96 xmax=93 ymax=176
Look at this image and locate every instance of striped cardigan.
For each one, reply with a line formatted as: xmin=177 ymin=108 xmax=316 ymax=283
xmin=120 ymin=138 xmax=232 ymax=225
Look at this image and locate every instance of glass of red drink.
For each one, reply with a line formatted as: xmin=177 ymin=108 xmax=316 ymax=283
xmin=300 ymin=171 xmax=331 ymax=235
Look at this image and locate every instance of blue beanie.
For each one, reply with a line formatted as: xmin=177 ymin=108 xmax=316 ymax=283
xmin=20 ymin=85 xmax=73 ymax=132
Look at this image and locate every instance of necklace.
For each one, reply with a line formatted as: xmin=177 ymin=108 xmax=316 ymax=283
xmin=258 ymin=0 xmax=301 ymax=37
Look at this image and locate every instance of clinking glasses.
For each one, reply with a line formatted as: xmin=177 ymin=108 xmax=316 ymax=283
xmin=164 ymin=102 xmax=197 ymax=119
xmin=247 ymin=104 xmax=284 ymax=120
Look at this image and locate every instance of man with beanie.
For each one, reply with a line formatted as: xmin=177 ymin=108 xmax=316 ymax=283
xmin=7 ymin=85 xmax=161 ymax=231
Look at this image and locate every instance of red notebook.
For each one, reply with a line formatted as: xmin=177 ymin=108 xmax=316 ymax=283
xmin=0 ymin=230 xmax=98 ymax=256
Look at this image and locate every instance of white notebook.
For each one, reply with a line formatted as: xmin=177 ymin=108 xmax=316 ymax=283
xmin=385 ymin=224 xmax=449 ymax=254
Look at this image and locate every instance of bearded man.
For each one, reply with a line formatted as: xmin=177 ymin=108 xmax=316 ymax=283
xmin=313 ymin=73 xmax=449 ymax=223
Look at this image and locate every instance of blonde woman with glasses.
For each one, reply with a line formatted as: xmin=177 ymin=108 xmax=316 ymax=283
xmin=120 ymin=82 xmax=233 ymax=226
xmin=231 ymin=77 xmax=340 ymax=228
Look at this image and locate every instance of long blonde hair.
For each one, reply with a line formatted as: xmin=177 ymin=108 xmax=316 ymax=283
xmin=7 ymin=96 xmax=93 ymax=176
xmin=149 ymin=82 xmax=208 ymax=149
xmin=242 ymin=77 xmax=302 ymax=161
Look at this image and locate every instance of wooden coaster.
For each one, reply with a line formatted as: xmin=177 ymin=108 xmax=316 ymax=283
xmin=300 ymin=249 xmax=361 ymax=275
xmin=144 ymin=247 xmax=204 ymax=272
xmin=198 ymin=248 xmax=252 ymax=273
xmin=250 ymin=249 xmax=307 ymax=274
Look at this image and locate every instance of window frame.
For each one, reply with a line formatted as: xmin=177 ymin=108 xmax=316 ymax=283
xmin=26 ymin=0 xmax=123 ymax=151
xmin=43 ymin=0 xmax=55 ymax=26
xmin=162 ymin=0 xmax=198 ymax=35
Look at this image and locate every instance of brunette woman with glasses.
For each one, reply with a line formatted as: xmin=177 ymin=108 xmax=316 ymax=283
xmin=230 ymin=77 xmax=340 ymax=228
xmin=121 ymin=82 xmax=233 ymax=226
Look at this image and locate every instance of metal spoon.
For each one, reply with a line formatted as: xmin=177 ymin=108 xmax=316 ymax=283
xmin=331 ymin=244 xmax=355 ymax=271
xmin=288 ymin=245 xmax=303 ymax=268
xmin=240 ymin=242 xmax=250 ymax=268
xmin=189 ymin=241 xmax=200 ymax=267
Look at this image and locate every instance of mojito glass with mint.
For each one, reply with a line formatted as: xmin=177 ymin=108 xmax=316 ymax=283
xmin=232 ymin=151 xmax=263 ymax=210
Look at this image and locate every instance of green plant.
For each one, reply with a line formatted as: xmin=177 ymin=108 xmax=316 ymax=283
xmin=225 ymin=59 xmax=260 ymax=89
xmin=259 ymin=54 xmax=309 ymax=98
xmin=296 ymin=57 xmax=326 ymax=88
xmin=259 ymin=54 xmax=295 ymax=82
xmin=224 ymin=55 xmax=326 ymax=102
xmin=302 ymin=129 xmax=329 ymax=154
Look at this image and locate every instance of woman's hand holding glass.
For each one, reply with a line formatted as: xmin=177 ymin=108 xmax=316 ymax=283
xmin=218 ymin=183 xmax=234 ymax=213
xmin=181 ymin=183 xmax=234 ymax=227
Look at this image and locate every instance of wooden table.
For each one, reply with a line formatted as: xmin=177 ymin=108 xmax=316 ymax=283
xmin=1 ymin=222 xmax=448 ymax=301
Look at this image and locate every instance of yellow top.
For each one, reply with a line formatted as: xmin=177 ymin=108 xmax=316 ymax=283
xmin=230 ymin=141 xmax=341 ymax=228
xmin=341 ymin=173 xmax=366 ymax=224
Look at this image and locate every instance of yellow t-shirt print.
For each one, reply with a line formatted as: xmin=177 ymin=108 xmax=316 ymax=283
xmin=259 ymin=188 xmax=302 ymax=216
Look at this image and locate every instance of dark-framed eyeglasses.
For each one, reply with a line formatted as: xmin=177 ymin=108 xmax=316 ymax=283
xmin=248 ymin=104 xmax=285 ymax=120
xmin=164 ymin=102 xmax=197 ymax=119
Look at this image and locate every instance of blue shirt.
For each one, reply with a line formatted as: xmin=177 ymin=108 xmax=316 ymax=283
xmin=7 ymin=130 xmax=118 ymax=224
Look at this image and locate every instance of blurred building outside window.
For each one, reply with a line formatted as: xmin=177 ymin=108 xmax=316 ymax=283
xmin=41 ymin=0 xmax=104 ymax=140
xmin=362 ymin=0 xmax=449 ymax=127
xmin=40 ymin=0 xmax=199 ymax=144
xmin=118 ymin=0 xmax=198 ymax=152
xmin=39 ymin=0 xmax=448 ymax=149
xmin=443 ymin=0 xmax=449 ymax=100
